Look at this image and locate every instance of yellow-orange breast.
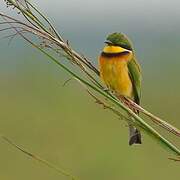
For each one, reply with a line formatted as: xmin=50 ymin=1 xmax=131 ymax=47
xmin=99 ymin=53 xmax=133 ymax=98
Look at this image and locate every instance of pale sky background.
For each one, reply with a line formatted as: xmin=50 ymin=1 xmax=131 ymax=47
xmin=0 ymin=0 xmax=180 ymax=93
xmin=1 ymin=0 xmax=180 ymax=57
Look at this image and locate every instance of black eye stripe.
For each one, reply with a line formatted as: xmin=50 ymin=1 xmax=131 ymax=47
xmin=113 ymin=44 xmax=132 ymax=51
xmin=101 ymin=51 xmax=130 ymax=57
xmin=105 ymin=43 xmax=132 ymax=51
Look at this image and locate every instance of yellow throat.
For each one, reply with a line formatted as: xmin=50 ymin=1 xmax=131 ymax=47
xmin=99 ymin=45 xmax=133 ymax=97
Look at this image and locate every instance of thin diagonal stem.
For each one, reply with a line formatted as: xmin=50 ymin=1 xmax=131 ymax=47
xmin=126 ymin=98 xmax=180 ymax=137
xmin=1 ymin=135 xmax=77 ymax=180
xmin=26 ymin=1 xmax=63 ymax=41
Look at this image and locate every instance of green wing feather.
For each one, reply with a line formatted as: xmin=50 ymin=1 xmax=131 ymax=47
xmin=128 ymin=57 xmax=142 ymax=105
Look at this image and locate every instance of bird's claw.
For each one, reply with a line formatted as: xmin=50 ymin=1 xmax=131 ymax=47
xmin=102 ymin=87 xmax=110 ymax=93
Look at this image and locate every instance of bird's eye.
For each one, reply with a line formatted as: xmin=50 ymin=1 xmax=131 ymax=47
xmin=104 ymin=41 xmax=113 ymax=45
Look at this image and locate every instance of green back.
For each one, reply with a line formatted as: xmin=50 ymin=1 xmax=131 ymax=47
xmin=128 ymin=57 xmax=142 ymax=105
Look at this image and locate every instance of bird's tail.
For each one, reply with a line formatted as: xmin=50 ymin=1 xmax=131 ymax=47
xmin=116 ymin=95 xmax=142 ymax=145
xmin=128 ymin=123 xmax=142 ymax=145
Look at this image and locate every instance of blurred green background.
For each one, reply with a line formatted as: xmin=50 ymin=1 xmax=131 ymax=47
xmin=0 ymin=0 xmax=180 ymax=179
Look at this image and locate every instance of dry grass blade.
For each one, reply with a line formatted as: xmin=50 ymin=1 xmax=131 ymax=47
xmin=168 ymin=157 xmax=180 ymax=162
xmin=125 ymin=98 xmax=180 ymax=137
xmin=2 ymin=30 xmax=27 ymax=45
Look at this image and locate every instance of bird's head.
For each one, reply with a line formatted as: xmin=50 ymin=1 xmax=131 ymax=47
xmin=103 ymin=32 xmax=133 ymax=54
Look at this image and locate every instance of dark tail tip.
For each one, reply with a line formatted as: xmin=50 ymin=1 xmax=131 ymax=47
xmin=129 ymin=129 xmax=142 ymax=146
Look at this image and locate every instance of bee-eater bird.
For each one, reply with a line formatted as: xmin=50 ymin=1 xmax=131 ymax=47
xmin=99 ymin=32 xmax=142 ymax=145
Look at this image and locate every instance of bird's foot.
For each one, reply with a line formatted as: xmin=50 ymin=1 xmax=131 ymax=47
xmin=118 ymin=96 xmax=137 ymax=112
xmin=102 ymin=87 xmax=111 ymax=93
